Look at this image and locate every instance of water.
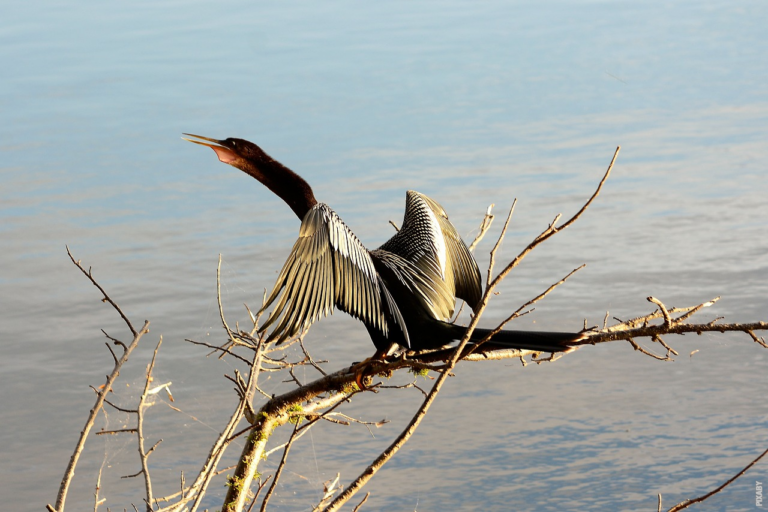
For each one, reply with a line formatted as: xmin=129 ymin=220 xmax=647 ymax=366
xmin=2 ymin=1 xmax=767 ymax=510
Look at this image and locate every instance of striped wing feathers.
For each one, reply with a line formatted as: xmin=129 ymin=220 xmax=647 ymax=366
xmin=369 ymin=249 xmax=455 ymax=323
xmin=259 ymin=203 xmax=394 ymax=344
xmin=379 ymin=191 xmax=482 ymax=315
xmin=418 ymin=193 xmax=483 ymax=309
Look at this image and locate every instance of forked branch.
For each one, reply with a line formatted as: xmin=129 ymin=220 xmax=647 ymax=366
xmin=50 ymin=250 xmax=151 ymax=512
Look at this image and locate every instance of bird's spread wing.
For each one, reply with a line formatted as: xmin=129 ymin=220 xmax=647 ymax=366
xmin=368 ymin=249 xmax=455 ymax=326
xmin=419 ymin=193 xmax=483 ymax=309
xmin=378 ymin=191 xmax=482 ymax=313
xmin=259 ymin=203 xmax=405 ymax=344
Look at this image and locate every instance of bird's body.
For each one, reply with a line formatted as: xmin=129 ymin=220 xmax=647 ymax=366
xmin=184 ymin=134 xmax=583 ymax=355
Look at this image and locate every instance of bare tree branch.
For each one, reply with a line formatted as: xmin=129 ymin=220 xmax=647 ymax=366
xmin=486 ymin=200 xmax=515 ymax=288
xmin=352 ymin=492 xmax=370 ymax=512
xmin=218 ymin=254 xmax=253 ymax=350
xmin=66 ymin=245 xmax=139 ymax=337
xmin=136 ymin=336 xmax=164 ymax=511
xmin=51 ymin=249 xmax=151 ymax=512
xmin=468 ymin=203 xmax=495 ymax=252
xmin=184 ymin=338 xmax=253 ymax=365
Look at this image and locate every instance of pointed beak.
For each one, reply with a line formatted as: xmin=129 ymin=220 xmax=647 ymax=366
xmin=182 ymin=133 xmax=238 ymax=165
xmin=182 ymin=133 xmax=224 ymax=148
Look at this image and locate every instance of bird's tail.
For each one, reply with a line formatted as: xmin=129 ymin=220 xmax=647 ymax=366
xmin=465 ymin=326 xmax=584 ymax=353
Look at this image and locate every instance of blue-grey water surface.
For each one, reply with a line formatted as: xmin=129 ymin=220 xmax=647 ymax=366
xmin=2 ymin=1 xmax=767 ymax=510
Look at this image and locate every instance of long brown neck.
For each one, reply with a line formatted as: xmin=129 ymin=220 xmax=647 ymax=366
xmin=237 ymin=149 xmax=317 ymax=220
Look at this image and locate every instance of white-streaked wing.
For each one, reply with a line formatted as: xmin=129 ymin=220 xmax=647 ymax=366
xmin=419 ymin=193 xmax=483 ymax=309
xmin=378 ymin=191 xmax=482 ymax=315
xmin=259 ymin=203 xmax=401 ymax=344
xmin=369 ymin=249 xmax=455 ymax=324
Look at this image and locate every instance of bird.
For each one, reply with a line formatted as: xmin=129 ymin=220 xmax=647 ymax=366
xmin=183 ymin=134 xmax=584 ymax=358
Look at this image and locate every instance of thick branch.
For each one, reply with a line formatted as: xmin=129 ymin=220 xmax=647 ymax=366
xmin=221 ymin=387 xmax=356 ymax=512
xmin=582 ymin=321 xmax=768 ymax=345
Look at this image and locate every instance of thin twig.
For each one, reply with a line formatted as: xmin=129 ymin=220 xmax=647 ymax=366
xmin=486 ymin=147 xmax=619 ymax=297
xmin=259 ymin=423 xmax=300 ymax=512
xmin=104 ymin=338 xmax=120 ymax=365
xmin=94 ymin=458 xmax=105 ymax=512
xmin=218 ymin=255 xmax=241 ymax=348
xmin=379 ymin=381 xmax=429 ymax=398
xmin=747 ymin=330 xmax=768 ymax=349
xmin=137 ymin=336 xmax=164 ymax=511
xmin=352 ymin=492 xmax=371 ymax=512
xmin=537 ymin=146 xmax=619 ymax=240
xmin=449 ymin=301 xmax=466 ymax=324
xmin=486 ymin=200 xmax=516 ymax=288
xmin=667 ymin=446 xmax=768 ymax=511
xmin=100 ymin=393 xmax=137 ymax=414
xmin=470 ymin=264 xmax=585 ymax=353
xmin=67 ymin=245 xmax=137 ymax=337
xmin=607 ymin=296 xmax=720 ymax=332
xmin=626 ymin=337 xmax=670 ymax=361
xmin=313 ymin=474 xmax=342 ymax=511
xmin=97 ymin=428 xmax=139 ymax=435
xmin=648 ymin=296 xmax=673 ymax=327
xmin=468 ymin=204 xmax=495 ymax=252
xmin=249 ymin=289 xmax=269 ymax=337
xmin=447 ymin=203 xmax=495 ymax=325
xmin=652 ymin=335 xmax=679 ymax=356
xmin=299 ymin=337 xmax=327 ymax=376
xmin=247 ymin=476 xmax=272 ymax=512
xmin=184 ymin=338 xmax=253 ymax=365
xmin=674 ymin=297 xmax=720 ymax=324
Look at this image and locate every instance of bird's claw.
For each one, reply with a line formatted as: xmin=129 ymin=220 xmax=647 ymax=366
xmin=351 ymin=354 xmax=387 ymax=390
xmin=352 ymin=358 xmax=375 ymax=390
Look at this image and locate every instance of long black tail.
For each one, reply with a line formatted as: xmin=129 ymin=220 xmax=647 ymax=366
xmin=465 ymin=325 xmax=584 ymax=353
xmin=410 ymin=320 xmax=585 ymax=352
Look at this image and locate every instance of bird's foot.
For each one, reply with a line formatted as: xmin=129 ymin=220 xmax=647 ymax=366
xmin=350 ymin=351 xmax=387 ymax=390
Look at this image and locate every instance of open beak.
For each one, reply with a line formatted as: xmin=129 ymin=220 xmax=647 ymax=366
xmin=182 ymin=133 xmax=238 ymax=164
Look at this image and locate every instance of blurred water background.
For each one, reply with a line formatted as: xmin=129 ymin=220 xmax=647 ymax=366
xmin=2 ymin=1 xmax=767 ymax=510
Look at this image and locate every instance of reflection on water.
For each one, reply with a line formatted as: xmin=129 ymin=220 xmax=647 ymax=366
xmin=2 ymin=1 xmax=767 ymax=510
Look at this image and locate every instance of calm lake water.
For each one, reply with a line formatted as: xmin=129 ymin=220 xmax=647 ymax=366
xmin=2 ymin=1 xmax=767 ymax=510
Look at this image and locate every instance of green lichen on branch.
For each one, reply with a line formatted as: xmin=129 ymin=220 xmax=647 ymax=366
xmin=340 ymin=382 xmax=359 ymax=394
xmin=287 ymin=403 xmax=305 ymax=424
xmin=225 ymin=474 xmax=245 ymax=492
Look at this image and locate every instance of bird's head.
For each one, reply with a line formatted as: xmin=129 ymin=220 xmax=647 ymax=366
xmin=182 ymin=132 xmax=317 ymax=219
xmin=182 ymin=133 xmax=270 ymax=171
